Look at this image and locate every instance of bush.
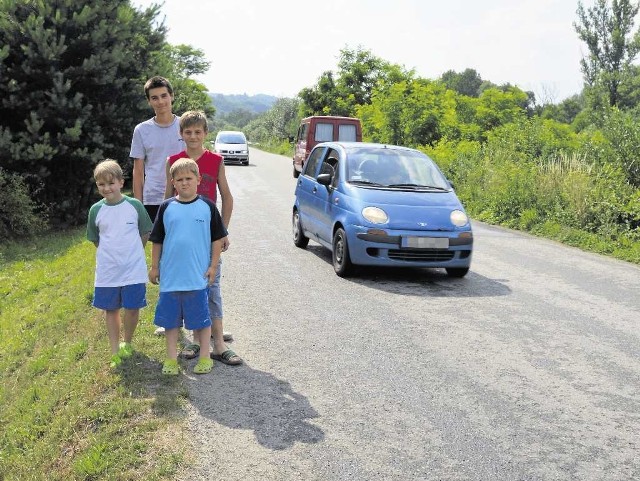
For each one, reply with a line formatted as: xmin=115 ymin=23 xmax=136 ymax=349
xmin=0 ymin=168 xmax=46 ymax=239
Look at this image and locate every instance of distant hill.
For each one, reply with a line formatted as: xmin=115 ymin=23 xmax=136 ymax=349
xmin=209 ymin=93 xmax=278 ymax=115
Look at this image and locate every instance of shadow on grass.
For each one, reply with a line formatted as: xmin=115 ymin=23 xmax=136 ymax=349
xmin=116 ymin=351 xmax=189 ymax=416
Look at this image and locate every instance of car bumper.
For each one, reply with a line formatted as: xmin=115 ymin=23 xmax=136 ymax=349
xmin=347 ymin=225 xmax=473 ymax=268
xmin=220 ymin=153 xmax=249 ymax=164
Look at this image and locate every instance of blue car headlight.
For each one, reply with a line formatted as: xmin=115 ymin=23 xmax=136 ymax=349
xmin=362 ymin=207 xmax=388 ymax=224
xmin=450 ymin=209 xmax=469 ymax=227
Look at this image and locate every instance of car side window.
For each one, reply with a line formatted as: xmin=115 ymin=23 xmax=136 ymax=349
xmin=298 ymin=123 xmax=307 ymax=142
xmin=320 ymin=150 xmax=340 ymax=187
xmin=303 ymin=147 xmax=324 ymax=177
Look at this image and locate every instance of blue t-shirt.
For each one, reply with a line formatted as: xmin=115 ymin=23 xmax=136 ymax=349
xmin=149 ymin=195 xmax=227 ymax=292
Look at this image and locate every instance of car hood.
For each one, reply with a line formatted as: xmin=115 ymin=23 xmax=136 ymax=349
xmin=347 ymin=186 xmax=467 ymax=231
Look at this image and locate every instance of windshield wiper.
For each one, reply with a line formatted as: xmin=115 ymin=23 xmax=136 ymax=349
xmin=387 ymin=183 xmax=449 ymax=191
xmin=349 ymin=180 xmax=383 ymax=186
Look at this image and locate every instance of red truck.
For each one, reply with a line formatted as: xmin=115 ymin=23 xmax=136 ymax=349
xmin=292 ymin=115 xmax=362 ymax=178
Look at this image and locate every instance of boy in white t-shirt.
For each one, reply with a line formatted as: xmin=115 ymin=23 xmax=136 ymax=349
xmin=87 ymin=160 xmax=153 ymax=368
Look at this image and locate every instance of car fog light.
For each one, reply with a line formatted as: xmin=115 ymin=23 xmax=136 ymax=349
xmin=362 ymin=207 xmax=388 ymax=224
xmin=450 ymin=210 xmax=469 ymax=227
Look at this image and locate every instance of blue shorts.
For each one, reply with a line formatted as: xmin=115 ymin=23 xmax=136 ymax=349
xmin=208 ymin=258 xmax=223 ymax=320
xmin=93 ymin=283 xmax=146 ymax=310
xmin=154 ymin=289 xmax=211 ymax=330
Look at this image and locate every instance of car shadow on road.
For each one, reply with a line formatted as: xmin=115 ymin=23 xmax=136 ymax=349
xmin=305 ymin=244 xmax=510 ymax=298
xmin=185 ymin=362 xmax=325 ymax=450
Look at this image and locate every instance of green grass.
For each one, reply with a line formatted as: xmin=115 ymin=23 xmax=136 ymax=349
xmin=0 ymin=228 xmax=188 ymax=481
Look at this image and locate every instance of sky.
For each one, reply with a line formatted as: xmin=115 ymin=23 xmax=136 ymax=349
xmin=132 ymin=0 xmax=599 ymax=103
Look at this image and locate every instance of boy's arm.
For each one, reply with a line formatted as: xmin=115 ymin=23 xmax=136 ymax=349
xmin=133 ymin=158 xmax=145 ymax=202
xmin=163 ymin=158 xmax=173 ymax=199
xmin=217 ymin=163 xmax=234 ymax=229
xmin=217 ymin=163 xmax=234 ymax=251
xmin=149 ymin=243 xmax=162 ymax=284
xmin=205 ymin=239 xmax=222 ymax=284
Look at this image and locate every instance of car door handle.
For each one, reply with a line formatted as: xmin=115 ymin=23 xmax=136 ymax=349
xmin=312 ymin=187 xmax=318 ymax=193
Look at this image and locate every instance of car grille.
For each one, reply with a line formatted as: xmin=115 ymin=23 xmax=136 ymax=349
xmin=387 ymin=249 xmax=455 ymax=262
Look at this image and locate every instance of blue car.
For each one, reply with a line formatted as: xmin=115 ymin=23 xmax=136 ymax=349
xmin=292 ymin=142 xmax=473 ymax=277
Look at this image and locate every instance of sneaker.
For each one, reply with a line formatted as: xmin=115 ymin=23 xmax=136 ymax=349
xmin=154 ymin=327 xmax=166 ymax=336
xmin=118 ymin=342 xmax=133 ymax=359
xmin=110 ymin=354 xmax=122 ymax=368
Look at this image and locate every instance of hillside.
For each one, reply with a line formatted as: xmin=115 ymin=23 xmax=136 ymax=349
xmin=209 ymin=93 xmax=277 ymax=115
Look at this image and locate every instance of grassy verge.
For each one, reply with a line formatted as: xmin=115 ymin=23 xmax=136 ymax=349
xmin=0 ymin=228 xmax=188 ymax=481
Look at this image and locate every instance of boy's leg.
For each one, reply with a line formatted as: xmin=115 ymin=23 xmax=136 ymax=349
xmin=211 ymin=318 xmax=228 ymax=355
xmin=208 ymin=260 xmax=240 ymax=357
xmin=119 ymin=283 xmax=145 ymax=356
xmin=105 ymin=309 xmax=121 ymax=355
xmin=165 ymin=328 xmax=180 ymax=361
xmin=194 ymin=326 xmax=212 ymax=361
xmin=122 ymin=308 xmax=139 ymax=344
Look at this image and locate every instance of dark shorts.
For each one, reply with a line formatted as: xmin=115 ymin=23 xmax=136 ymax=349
xmin=145 ymin=204 xmax=160 ymax=223
xmin=154 ymin=289 xmax=211 ymax=330
xmin=93 ymin=283 xmax=146 ymax=310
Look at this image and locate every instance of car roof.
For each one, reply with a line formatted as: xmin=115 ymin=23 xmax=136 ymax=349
xmin=316 ymin=141 xmax=420 ymax=153
xmin=217 ymin=130 xmax=246 ymax=135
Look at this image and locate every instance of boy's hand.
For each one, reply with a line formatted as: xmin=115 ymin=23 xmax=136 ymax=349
xmin=221 ymin=236 xmax=230 ymax=252
xmin=204 ymin=265 xmax=217 ymax=285
xmin=149 ymin=267 xmax=160 ymax=285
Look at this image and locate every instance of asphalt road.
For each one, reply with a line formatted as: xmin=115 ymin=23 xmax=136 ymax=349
xmin=178 ymin=147 xmax=640 ymax=481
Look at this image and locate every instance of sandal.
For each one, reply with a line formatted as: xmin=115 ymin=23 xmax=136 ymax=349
xmin=193 ymin=358 xmax=214 ymax=374
xmin=162 ymin=359 xmax=179 ymax=376
xmin=210 ymin=349 xmax=243 ymax=366
xmin=179 ymin=343 xmax=200 ymax=360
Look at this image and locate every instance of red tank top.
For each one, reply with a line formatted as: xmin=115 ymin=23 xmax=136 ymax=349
xmin=168 ymin=150 xmax=223 ymax=202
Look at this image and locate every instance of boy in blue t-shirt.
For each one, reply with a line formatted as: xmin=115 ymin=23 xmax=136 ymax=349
xmin=87 ymin=160 xmax=153 ymax=368
xmin=149 ymin=158 xmax=228 ymax=375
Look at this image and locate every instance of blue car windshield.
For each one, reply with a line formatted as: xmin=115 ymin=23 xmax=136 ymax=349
xmin=346 ymin=148 xmax=450 ymax=189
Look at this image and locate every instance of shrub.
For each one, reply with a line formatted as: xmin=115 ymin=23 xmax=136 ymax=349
xmin=0 ymin=168 xmax=46 ymax=239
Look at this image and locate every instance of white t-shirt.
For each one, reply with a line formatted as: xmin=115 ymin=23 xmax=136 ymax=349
xmin=87 ymin=196 xmax=153 ymax=287
xmin=129 ymin=115 xmax=184 ymax=205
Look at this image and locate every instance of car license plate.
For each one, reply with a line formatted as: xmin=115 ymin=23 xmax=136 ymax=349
xmin=403 ymin=236 xmax=449 ymax=249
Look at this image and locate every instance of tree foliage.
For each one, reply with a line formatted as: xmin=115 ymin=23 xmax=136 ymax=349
xmin=574 ymin=0 xmax=640 ymax=107
xmin=299 ymin=46 xmax=413 ymax=117
xmin=440 ymin=68 xmax=483 ymax=97
xmin=152 ymin=44 xmax=214 ymax=117
xmin=244 ymin=97 xmax=300 ymax=142
xmin=0 ymin=0 xmax=166 ymax=226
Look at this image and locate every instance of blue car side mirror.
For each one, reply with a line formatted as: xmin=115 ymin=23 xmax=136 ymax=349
xmin=317 ymin=173 xmax=332 ymax=186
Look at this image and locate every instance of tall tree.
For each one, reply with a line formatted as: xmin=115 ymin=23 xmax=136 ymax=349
xmin=0 ymin=0 xmax=166 ymax=224
xmin=574 ymin=0 xmax=640 ymax=107
xmin=440 ymin=68 xmax=483 ymax=97
xmin=299 ymin=46 xmax=413 ymax=117
xmin=153 ymin=44 xmax=214 ymax=116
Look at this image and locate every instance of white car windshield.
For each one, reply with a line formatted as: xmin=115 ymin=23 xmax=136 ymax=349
xmin=217 ymin=133 xmax=246 ymax=144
